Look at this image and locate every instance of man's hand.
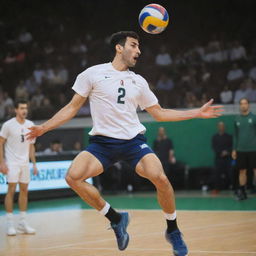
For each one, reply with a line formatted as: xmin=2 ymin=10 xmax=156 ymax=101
xmin=0 ymin=161 xmax=9 ymax=174
xmin=232 ymin=150 xmax=237 ymax=160
xmin=26 ymin=125 xmax=45 ymax=140
xmin=32 ymin=164 xmax=38 ymax=176
xmin=197 ymin=99 xmax=224 ymax=119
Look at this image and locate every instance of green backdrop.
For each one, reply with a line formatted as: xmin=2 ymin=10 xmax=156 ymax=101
xmin=83 ymin=115 xmax=235 ymax=168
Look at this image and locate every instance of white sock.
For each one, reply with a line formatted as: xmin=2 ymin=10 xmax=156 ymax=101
xmin=99 ymin=202 xmax=110 ymax=216
xmin=19 ymin=211 xmax=26 ymax=221
xmin=6 ymin=212 xmax=14 ymax=222
xmin=164 ymin=211 xmax=177 ymax=221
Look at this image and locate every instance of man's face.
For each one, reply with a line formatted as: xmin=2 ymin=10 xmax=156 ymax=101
xmin=158 ymin=127 xmax=166 ymax=137
xmin=239 ymin=99 xmax=249 ymax=113
xmin=15 ymin=103 xmax=28 ymax=119
xmin=120 ymin=37 xmax=141 ymax=67
xmin=218 ymin=122 xmax=225 ymax=133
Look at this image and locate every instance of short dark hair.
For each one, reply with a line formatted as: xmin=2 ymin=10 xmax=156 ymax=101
xmin=110 ymin=31 xmax=139 ymax=53
xmin=14 ymin=99 xmax=28 ymax=109
xmin=239 ymin=98 xmax=249 ymax=104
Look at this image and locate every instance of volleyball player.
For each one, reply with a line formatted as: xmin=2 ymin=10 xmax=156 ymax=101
xmin=27 ymin=31 xmax=223 ymax=256
xmin=0 ymin=100 xmax=38 ymax=235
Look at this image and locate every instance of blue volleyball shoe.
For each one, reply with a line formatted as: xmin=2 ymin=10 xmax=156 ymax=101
xmin=110 ymin=212 xmax=130 ymax=251
xmin=165 ymin=229 xmax=188 ymax=256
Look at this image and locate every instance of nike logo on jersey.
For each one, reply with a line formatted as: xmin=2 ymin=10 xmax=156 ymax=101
xmin=104 ymin=76 xmax=111 ymax=79
xmin=140 ymin=143 xmax=148 ymax=149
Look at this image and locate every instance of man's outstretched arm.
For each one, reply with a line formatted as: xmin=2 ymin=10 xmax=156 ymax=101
xmin=26 ymin=93 xmax=87 ymax=140
xmin=146 ymin=99 xmax=223 ymax=122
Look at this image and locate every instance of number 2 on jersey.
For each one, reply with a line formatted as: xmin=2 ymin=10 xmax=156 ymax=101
xmin=117 ymin=87 xmax=126 ymax=104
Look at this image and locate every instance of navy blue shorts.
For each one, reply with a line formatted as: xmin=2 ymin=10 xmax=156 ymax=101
xmin=85 ymin=134 xmax=154 ymax=170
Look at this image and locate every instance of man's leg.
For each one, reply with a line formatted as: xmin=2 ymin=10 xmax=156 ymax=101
xmin=65 ymin=151 xmax=129 ymax=251
xmin=238 ymin=169 xmax=247 ymax=200
xmin=17 ymin=183 xmax=35 ymax=234
xmin=5 ymin=183 xmax=17 ymax=235
xmin=136 ymin=153 xmax=188 ymax=256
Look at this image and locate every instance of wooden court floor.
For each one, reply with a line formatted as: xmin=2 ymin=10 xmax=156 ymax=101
xmin=0 ymin=209 xmax=256 ymax=256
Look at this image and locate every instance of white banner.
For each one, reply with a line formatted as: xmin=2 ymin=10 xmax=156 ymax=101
xmin=0 ymin=160 xmax=92 ymax=194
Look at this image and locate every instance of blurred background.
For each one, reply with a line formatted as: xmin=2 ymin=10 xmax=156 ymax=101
xmin=0 ymin=0 xmax=256 ymax=199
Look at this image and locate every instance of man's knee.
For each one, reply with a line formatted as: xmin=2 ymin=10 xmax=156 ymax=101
xmin=152 ymin=173 xmax=170 ymax=188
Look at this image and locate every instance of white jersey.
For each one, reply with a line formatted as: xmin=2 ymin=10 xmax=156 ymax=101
xmin=72 ymin=62 xmax=158 ymax=139
xmin=0 ymin=118 xmax=35 ymax=165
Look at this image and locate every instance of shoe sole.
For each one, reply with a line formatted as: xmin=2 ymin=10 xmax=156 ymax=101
xmin=118 ymin=213 xmax=130 ymax=251
xmin=17 ymin=229 xmax=36 ymax=234
xmin=7 ymin=233 xmax=16 ymax=236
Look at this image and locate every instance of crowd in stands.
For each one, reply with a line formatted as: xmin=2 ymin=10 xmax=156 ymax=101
xmin=1 ymin=1 xmax=256 ymax=121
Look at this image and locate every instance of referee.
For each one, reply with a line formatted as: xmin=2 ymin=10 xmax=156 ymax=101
xmin=232 ymin=98 xmax=256 ymax=200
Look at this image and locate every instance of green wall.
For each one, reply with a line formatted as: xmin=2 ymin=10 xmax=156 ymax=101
xmin=144 ymin=115 xmax=235 ymax=168
xmin=83 ymin=115 xmax=235 ymax=168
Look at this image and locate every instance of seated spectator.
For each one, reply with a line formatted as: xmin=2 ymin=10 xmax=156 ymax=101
xmin=70 ymin=39 xmax=87 ymax=54
xmin=18 ymin=28 xmax=33 ymax=44
xmin=220 ymin=86 xmax=233 ymax=104
xmin=248 ymin=82 xmax=256 ymax=102
xmin=73 ymin=141 xmax=82 ymax=152
xmin=156 ymin=73 xmax=175 ymax=107
xmin=34 ymin=97 xmax=55 ymax=119
xmin=227 ymin=63 xmax=244 ymax=82
xmin=31 ymin=88 xmax=45 ymax=108
xmin=44 ymin=42 xmax=55 ymax=55
xmin=199 ymin=64 xmax=211 ymax=83
xmin=3 ymin=52 xmax=16 ymax=64
xmin=244 ymin=78 xmax=256 ymax=102
xmin=249 ymin=65 xmax=256 ymax=82
xmin=155 ymin=45 xmax=172 ymax=66
xmin=234 ymin=82 xmax=248 ymax=103
xmin=15 ymin=80 xmax=29 ymax=100
xmin=230 ymin=41 xmax=247 ymax=61
xmin=24 ymin=75 xmax=38 ymax=95
xmin=44 ymin=140 xmax=63 ymax=155
xmin=33 ymin=63 xmax=46 ymax=85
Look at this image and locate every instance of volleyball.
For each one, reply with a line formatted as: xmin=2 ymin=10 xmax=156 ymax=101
xmin=138 ymin=4 xmax=169 ymax=34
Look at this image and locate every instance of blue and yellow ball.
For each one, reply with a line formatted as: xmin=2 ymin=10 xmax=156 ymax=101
xmin=139 ymin=4 xmax=169 ymax=34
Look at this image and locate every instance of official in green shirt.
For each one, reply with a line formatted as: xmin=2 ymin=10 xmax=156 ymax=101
xmin=232 ymin=98 xmax=256 ymax=200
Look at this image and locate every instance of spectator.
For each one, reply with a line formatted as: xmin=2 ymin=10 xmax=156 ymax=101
xmin=248 ymin=65 xmax=256 ymax=82
xmin=33 ymin=63 xmax=45 ymax=85
xmin=230 ymin=41 xmax=247 ymax=61
xmin=234 ymin=82 xmax=248 ymax=104
xmin=73 ymin=141 xmax=82 ymax=151
xmin=227 ymin=63 xmax=244 ymax=82
xmin=155 ymin=45 xmax=172 ymax=66
xmin=156 ymin=73 xmax=175 ymax=107
xmin=44 ymin=140 xmax=63 ymax=155
xmin=220 ymin=86 xmax=233 ymax=104
xmin=18 ymin=28 xmax=33 ymax=44
xmin=30 ymin=88 xmax=45 ymax=108
xmin=211 ymin=121 xmax=233 ymax=194
xmin=15 ymin=80 xmax=29 ymax=100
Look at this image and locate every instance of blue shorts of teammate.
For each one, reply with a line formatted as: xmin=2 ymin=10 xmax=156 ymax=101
xmin=85 ymin=134 xmax=154 ymax=170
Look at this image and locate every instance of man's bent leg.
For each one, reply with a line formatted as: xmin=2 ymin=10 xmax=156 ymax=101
xmin=136 ymin=154 xmax=175 ymax=213
xmin=65 ymin=151 xmax=129 ymax=250
xmin=136 ymin=153 xmax=188 ymax=256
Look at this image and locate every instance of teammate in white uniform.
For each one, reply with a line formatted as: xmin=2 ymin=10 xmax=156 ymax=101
xmin=0 ymin=100 xmax=38 ymax=236
xmin=27 ymin=31 xmax=223 ymax=255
